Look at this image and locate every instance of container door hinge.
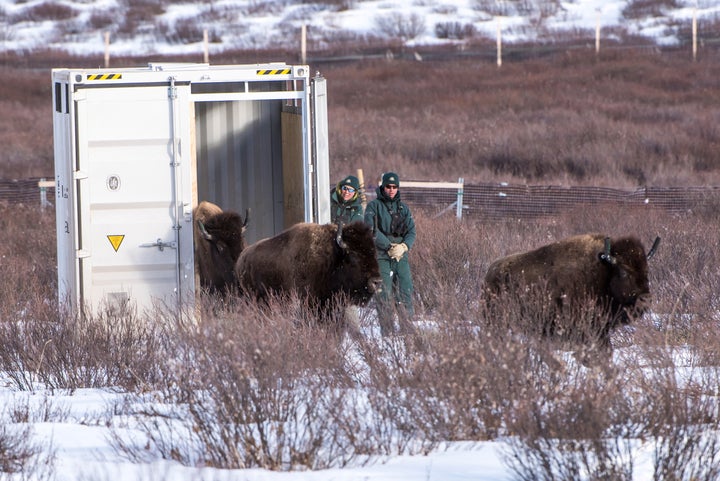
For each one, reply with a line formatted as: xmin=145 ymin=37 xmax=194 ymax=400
xmin=168 ymin=76 xmax=177 ymax=99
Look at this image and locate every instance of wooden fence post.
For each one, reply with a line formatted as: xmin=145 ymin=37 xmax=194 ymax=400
xmin=203 ymin=29 xmax=209 ymax=64
xmin=301 ymin=24 xmax=307 ymax=65
xmin=496 ymin=17 xmax=502 ymax=68
xmin=595 ymin=9 xmax=601 ymax=56
xmin=38 ymin=178 xmax=54 ymax=209
xmin=692 ymin=8 xmax=697 ymax=61
xmin=104 ymin=32 xmax=110 ymax=68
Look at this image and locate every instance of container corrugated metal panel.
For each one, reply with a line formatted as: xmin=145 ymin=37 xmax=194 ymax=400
xmin=195 ymin=99 xmax=285 ymax=244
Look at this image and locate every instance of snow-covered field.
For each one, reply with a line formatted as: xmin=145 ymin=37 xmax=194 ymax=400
xmin=1 ymin=0 xmax=719 ymax=56
xmin=2 ymin=314 xmax=718 ymax=481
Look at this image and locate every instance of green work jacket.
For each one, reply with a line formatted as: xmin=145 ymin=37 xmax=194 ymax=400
xmin=364 ymin=187 xmax=416 ymax=258
xmin=330 ymin=188 xmax=364 ymax=224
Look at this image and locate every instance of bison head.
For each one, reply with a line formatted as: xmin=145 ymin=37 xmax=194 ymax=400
xmin=333 ymin=221 xmax=382 ymax=305
xmin=197 ymin=209 xmax=249 ymax=292
xmin=599 ymin=236 xmax=660 ymax=325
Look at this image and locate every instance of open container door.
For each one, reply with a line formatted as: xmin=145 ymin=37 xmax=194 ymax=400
xmin=310 ymin=73 xmax=330 ymax=224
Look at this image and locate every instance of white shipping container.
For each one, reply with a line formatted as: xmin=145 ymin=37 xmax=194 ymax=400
xmin=52 ymin=62 xmax=330 ymax=316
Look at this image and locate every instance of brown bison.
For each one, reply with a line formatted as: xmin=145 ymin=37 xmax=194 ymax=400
xmin=193 ymin=201 xmax=249 ymax=294
xmin=484 ymin=233 xmax=660 ymax=349
xmin=234 ymin=221 xmax=382 ymax=323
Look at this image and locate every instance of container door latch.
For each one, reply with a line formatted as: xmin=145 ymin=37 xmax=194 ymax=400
xmin=140 ymin=238 xmax=177 ymax=252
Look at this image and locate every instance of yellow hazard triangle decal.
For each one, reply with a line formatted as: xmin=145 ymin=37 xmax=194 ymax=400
xmin=107 ymin=235 xmax=125 ymax=252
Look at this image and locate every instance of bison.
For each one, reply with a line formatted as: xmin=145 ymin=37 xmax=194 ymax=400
xmin=193 ymin=201 xmax=249 ymax=294
xmin=483 ymin=233 xmax=660 ymax=350
xmin=234 ymin=220 xmax=382 ymax=327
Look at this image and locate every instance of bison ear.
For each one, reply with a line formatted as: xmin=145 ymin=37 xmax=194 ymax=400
xmin=336 ymin=221 xmax=349 ymax=251
xmin=197 ymin=220 xmax=214 ymax=241
xmin=598 ymin=237 xmax=617 ymax=265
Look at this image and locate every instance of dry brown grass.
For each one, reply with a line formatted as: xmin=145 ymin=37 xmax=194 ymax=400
xmin=2 ymin=49 xmax=720 ymax=186
xmin=324 ymin=50 xmax=720 ymax=188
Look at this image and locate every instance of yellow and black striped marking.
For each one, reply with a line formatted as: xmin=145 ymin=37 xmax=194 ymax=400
xmin=86 ymin=73 xmax=122 ymax=81
xmin=256 ymin=68 xmax=291 ymax=76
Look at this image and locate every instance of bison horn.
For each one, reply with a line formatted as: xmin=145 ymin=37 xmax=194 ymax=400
xmin=197 ymin=220 xmax=214 ymax=241
xmin=336 ymin=221 xmax=348 ymax=251
xmin=599 ymin=237 xmax=617 ymax=265
xmin=647 ymin=236 xmax=661 ymax=260
xmin=242 ymin=208 xmax=250 ymax=230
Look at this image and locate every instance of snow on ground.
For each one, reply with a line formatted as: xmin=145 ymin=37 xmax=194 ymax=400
xmin=2 ymin=340 xmax=708 ymax=481
xmin=1 ymin=0 xmax=719 ymax=56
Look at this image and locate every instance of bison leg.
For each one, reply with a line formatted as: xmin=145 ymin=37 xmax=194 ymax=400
xmin=342 ymin=305 xmax=365 ymax=341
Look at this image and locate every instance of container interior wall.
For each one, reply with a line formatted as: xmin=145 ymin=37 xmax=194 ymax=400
xmin=281 ymin=106 xmax=305 ymax=228
xmin=194 ymin=99 xmax=291 ymax=244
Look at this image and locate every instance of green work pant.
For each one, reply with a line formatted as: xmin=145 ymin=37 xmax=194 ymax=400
xmin=376 ymin=255 xmax=414 ymax=335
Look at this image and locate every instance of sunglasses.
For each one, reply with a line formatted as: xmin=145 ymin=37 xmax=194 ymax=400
xmin=384 ymin=185 xmax=398 ymax=190
xmin=341 ymin=185 xmax=356 ymax=193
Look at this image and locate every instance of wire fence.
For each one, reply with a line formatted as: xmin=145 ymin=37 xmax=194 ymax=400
xmin=400 ymin=182 xmax=720 ymax=221
xmin=0 ymin=178 xmax=54 ymax=207
xmin=5 ymin=177 xmax=720 ymax=221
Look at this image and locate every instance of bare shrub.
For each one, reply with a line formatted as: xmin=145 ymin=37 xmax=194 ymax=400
xmin=625 ymin=328 xmax=720 ymax=481
xmin=0 ymin=204 xmax=56 ymax=318
xmin=374 ymin=12 xmax=426 ymax=41
xmin=0 ymin=68 xmax=54 ymax=179
xmin=410 ymin=212 xmax=487 ymax=312
xmin=0 ymin=423 xmax=53 ymax=478
xmin=0 ymin=423 xmax=39 ymax=473
xmin=473 ymin=0 xmax=513 ymax=16
xmin=158 ymin=18 xmax=218 ymax=44
xmin=116 ymin=0 xmax=166 ymax=37
xmin=114 ymin=295 xmax=376 ymax=470
xmin=14 ymin=2 xmax=76 ymax=22
xmin=434 ymin=21 xmax=476 ymax=40
xmin=500 ymin=343 xmax=639 ymax=481
xmin=88 ymin=10 xmax=116 ymax=30
xmin=8 ymin=394 xmax=70 ymax=425
xmin=0 ymin=399 xmax=56 ymax=479
xmin=357 ymin=305 xmax=525 ymax=443
xmin=305 ymin=0 xmax=355 ymax=12
xmin=623 ymin=0 xmax=681 ymax=20
xmin=0 ymin=303 xmax=168 ymax=392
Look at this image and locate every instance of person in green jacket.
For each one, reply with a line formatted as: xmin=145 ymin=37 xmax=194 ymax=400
xmin=331 ymin=174 xmax=364 ymax=224
xmin=364 ymin=171 xmax=416 ymax=336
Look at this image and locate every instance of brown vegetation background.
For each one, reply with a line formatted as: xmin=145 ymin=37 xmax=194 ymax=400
xmin=2 ymin=48 xmax=720 ymax=186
